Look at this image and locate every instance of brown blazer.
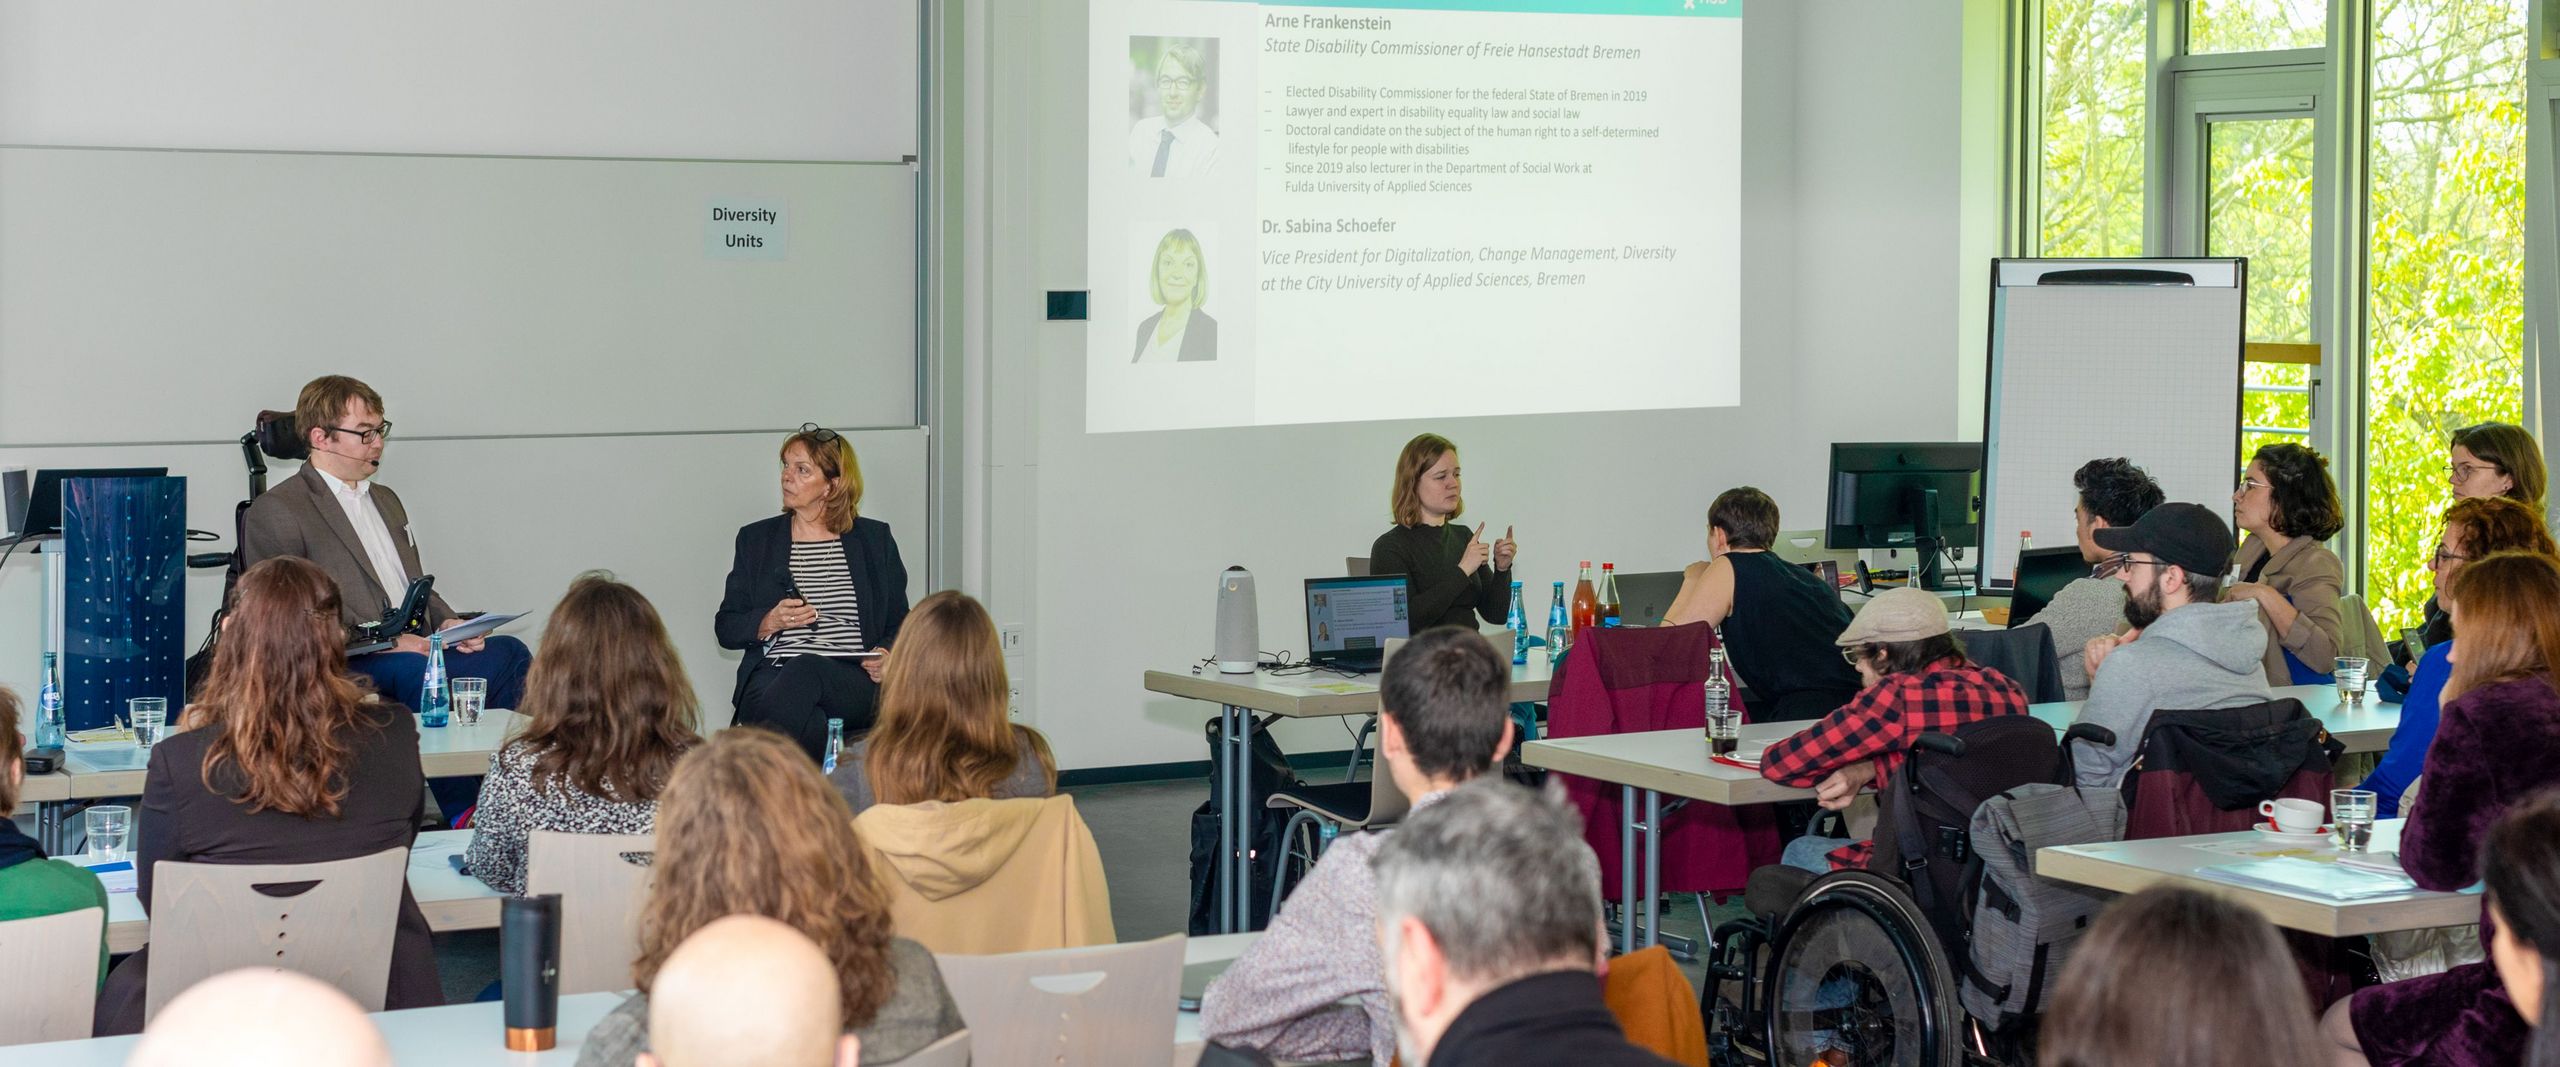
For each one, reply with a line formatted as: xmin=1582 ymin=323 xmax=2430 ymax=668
xmin=240 ymin=463 xmax=456 ymax=630
xmin=2234 ymin=534 xmax=2345 ymax=686
xmin=93 ymin=702 xmax=441 ymax=1033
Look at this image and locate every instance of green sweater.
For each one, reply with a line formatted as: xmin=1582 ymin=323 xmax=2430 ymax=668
xmin=0 ymin=856 xmax=111 ymax=986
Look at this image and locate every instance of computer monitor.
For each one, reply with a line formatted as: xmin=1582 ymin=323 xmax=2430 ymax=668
xmin=16 ymin=467 xmax=170 ymax=539
xmin=1825 ymin=443 xmax=1983 ymax=591
xmin=1305 ymin=575 xmax=1413 ymax=672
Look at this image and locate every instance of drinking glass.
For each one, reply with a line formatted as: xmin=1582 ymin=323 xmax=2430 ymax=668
xmin=128 ymin=697 xmax=169 ymax=751
xmin=1705 ymin=707 xmax=1743 ymax=756
xmin=2332 ymin=788 xmax=2378 ymax=852
xmin=85 ymin=805 xmax=132 ymax=860
xmin=449 ymin=678 xmax=488 ymax=727
xmin=2334 ymin=657 xmax=2370 ymax=705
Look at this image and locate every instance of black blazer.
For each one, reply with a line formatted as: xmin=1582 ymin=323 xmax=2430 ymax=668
xmin=95 ymin=702 xmax=438 ymax=1034
xmin=1130 ymin=309 xmax=1219 ymax=362
xmin=715 ymin=514 xmax=912 ymax=707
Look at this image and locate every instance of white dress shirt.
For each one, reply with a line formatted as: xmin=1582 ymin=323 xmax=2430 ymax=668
xmin=323 ymin=472 xmax=412 ymax=603
xmin=1126 ymin=114 xmax=1220 ymax=177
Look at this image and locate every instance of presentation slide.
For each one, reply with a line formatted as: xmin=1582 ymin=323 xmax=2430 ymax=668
xmin=1086 ymin=0 xmax=1743 ymax=433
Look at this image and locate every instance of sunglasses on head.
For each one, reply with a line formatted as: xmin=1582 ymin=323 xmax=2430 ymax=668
xmin=799 ymin=422 xmax=841 ymax=445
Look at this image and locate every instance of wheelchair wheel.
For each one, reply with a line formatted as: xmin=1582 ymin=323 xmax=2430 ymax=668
xmin=1760 ymin=870 xmax=1964 ymax=1067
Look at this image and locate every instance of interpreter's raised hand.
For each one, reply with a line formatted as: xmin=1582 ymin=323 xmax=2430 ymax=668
xmin=760 ymin=597 xmax=817 ymax=641
xmin=1458 ymin=522 xmax=1491 ymax=576
xmin=1492 ymin=525 xmax=1517 ymax=571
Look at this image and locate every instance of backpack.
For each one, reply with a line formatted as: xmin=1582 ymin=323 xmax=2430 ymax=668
xmin=1184 ymin=714 xmax=1302 ymax=935
xmin=1958 ymin=782 xmax=2126 ymax=1030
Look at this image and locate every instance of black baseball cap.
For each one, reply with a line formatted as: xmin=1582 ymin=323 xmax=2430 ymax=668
xmin=2092 ymin=502 xmax=2234 ymax=577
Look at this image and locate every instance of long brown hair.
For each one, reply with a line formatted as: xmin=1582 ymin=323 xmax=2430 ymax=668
xmin=634 ymin=728 xmax=897 ymax=1027
xmin=513 ymin=573 xmax=699 ymax=803
xmin=780 ymin=429 xmax=863 ymax=534
xmin=865 ymin=591 xmax=1055 ymax=805
xmin=2042 ymin=886 xmax=2322 ymax=1067
xmin=2453 ymin=422 xmax=2547 ymax=507
xmin=1389 ymin=433 xmax=1458 ymax=526
xmin=2442 ymin=551 xmax=2560 ymax=704
xmin=184 ymin=557 xmax=375 ymax=817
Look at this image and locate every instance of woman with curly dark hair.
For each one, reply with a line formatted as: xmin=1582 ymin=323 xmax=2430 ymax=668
xmin=2230 ymin=442 xmax=2355 ymax=686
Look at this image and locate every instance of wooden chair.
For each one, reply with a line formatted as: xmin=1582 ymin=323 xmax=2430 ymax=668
xmin=525 ymin=830 xmax=656 ymax=995
xmin=898 ymin=1028 xmax=971 ymax=1067
xmin=934 ymin=935 xmax=1183 ymax=1067
xmin=0 ymin=906 xmax=104 ymax=1045
xmin=146 ymin=846 xmax=406 ymax=1022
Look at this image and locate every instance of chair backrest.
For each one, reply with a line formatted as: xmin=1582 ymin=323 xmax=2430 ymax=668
xmin=1344 ymin=556 xmax=1371 ymax=577
xmin=2338 ymin=593 xmax=2392 ymax=664
xmin=525 ymin=830 xmax=657 ymax=995
xmin=146 ymin=846 xmax=407 ymax=1021
xmin=2122 ymin=698 xmax=2337 ymax=839
xmin=2006 ymin=547 xmax=2087 ymax=628
xmin=0 ymin=906 xmax=104 ymax=1045
xmin=899 ymin=1028 xmax=972 ymax=1067
xmin=1958 ymin=622 xmax=2065 ymax=704
xmin=934 ymin=935 xmax=1182 ymax=1067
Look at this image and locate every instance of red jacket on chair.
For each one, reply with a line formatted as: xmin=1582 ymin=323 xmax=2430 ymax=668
xmin=1548 ymin=623 xmax=1782 ymax=898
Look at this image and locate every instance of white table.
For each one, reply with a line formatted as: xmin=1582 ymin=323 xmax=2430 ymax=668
xmin=2036 ymin=819 xmax=2479 ymax=937
xmin=0 ymin=931 xmax=1264 ymax=1066
xmin=24 ymin=710 xmax=524 ymax=855
xmin=1144 ymin=656 xmax=1555 ymax=934
xmin=2024 ymin=684 xmax=2398 ymax=754
xmin=98 ymin=831 xmax=501 ymax=954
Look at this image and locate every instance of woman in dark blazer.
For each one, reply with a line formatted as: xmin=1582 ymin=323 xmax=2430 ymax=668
xmin=716 ymin=425 xmax=911 ymax=762
xmin=95 ymin=557 xmax=440 ymax=1034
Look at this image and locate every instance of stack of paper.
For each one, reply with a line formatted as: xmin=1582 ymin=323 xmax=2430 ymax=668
xmin=2198 ymin=857 xmax=2417 ymax=900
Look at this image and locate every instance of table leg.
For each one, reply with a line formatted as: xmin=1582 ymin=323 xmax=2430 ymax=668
xmin=38 ymin=800 xmax=63 ymax=857
xmin=1619 ymin=783 xmax=1638 ymax=956
xmin=1222 ymin=703 xmax=1255 ymax=934
xmin=1644 ymin=788 xmax=1663 ymax=949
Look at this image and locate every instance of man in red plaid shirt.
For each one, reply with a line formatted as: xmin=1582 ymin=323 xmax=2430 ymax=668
xmin=1758 ymin=587 xmax=2031 ymax=870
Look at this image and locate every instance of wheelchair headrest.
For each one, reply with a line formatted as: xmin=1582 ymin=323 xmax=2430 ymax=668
xmin=256 ymin=410 xmax=310 ymax=462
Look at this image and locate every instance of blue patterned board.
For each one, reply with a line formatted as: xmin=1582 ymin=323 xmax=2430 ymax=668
xmin=61 ymin=477 xmax=187 ymax=732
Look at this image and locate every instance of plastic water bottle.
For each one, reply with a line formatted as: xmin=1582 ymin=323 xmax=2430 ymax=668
xmin=1505 ymin=582 xmax=1528 ymax=665
xmin=1545 ymin=581 xmax=1569 ymax=660
xmin=35 ymin=652 xmax=66 ymax=747
xmin=420 ymin=633 xmax=451 ymax=728
xmin=823 ymin=718 xmax=845 ymax=773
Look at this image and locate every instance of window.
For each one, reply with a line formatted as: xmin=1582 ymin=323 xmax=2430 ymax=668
xmin=2205 ymin=117 xmax=2320 ymax=458
xmin=2039 ymin=0 xmax=2149 ymax=255
xmin=2188 ymin=0 xmax=2328 ymax=53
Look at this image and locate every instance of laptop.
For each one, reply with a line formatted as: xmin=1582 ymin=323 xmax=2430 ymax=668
xmin=1305 ymin=575 xmax=1414 ymax=673
xmin=2 ymin=467 xmax=168 ymax=544
xmin=2006 ymin=547 xmax=2088 ymax=628
xmin=1610 ymin=570 xmax=1686 ymax=627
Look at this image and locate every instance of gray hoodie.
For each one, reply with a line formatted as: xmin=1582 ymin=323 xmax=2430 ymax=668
xmin=2071 ymin=599 xmax=2274 ymax=788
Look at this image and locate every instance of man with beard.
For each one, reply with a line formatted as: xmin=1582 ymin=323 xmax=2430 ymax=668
xmin=2071 ymin=502 xmax=2273 ymax=789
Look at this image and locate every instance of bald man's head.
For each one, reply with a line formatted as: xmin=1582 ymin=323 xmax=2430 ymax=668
xmin=639 ymin=915 xmax=858 ymax=1067
xmin=128 ymin=969 xmax=391 ymax=1067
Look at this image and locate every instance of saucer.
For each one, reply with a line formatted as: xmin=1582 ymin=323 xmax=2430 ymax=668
xmin=2254 ymin=821 xmax=2332 ymax=841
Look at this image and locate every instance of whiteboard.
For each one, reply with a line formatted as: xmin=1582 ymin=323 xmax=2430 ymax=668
xmin=1979 ymin=259 xmax=2246 ymax=587
xmin=0 ymin=147 xmax=916 ymax=444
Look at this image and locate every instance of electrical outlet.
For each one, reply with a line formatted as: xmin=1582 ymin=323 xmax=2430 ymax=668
xmin=1007 ymin=680 xmax=1024 ymax=716
xmin=1000 ymin=625 xmax=1027 ymax=653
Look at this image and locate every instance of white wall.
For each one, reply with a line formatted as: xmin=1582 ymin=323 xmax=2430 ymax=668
xmin=964 ymin=0 xmax=1979 ymax=771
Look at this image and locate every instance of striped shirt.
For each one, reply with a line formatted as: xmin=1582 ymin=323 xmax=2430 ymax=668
xmin=766 ymin=541 xmax=865 ymax=659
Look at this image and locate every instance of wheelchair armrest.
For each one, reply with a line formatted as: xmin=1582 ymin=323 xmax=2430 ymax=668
xmin=2064 ymin=722 xmax=2117 ymax=749
xmin=1912 ymin=732 xmax=1966 ymax=757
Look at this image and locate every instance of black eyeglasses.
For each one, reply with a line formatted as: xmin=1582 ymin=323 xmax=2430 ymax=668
xmin=320 ymin=421 xmax=393 ymax=444
xmin=2092 ymin=553 xmax=2179 ymax=579
xmin=799 ymin=422 xmax=841 ymax=445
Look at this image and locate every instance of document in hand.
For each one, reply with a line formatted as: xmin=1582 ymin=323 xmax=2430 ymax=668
xmin=434 ymin=612 xmax=524 ymax=645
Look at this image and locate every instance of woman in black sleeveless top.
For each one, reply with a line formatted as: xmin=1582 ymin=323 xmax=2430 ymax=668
xmin=1664 ymin=487 xmax=1860 ymax=721
xmin=1368 ymin=433 xmax=1516 ymax=630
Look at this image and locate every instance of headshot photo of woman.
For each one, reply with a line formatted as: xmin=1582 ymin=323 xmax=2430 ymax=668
xmin=1132 ymin=228 xmax=1217 ymax=363
xmin=1125 ymin=39 xmax=1219 ymax=177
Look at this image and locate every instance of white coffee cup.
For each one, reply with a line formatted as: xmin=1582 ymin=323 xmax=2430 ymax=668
xmin=2259 ymin=797 xmax=2323 ymax=833
xmin=1735 ymin=738 xmax=1773 ymax=763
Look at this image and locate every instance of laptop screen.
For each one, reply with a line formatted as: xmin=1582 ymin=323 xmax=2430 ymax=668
xmin=1306 ymin=576 xmax=1413 ymax=661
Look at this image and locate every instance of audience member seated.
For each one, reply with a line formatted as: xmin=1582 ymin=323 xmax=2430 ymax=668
xmin=1201 ymin=625 xmax=1516 ymax=1064
xmin=2228 ymin=442 xmax=2352 ymax=686
xmin=830 ymin=591 xmax=1055 ymax=816
xmin=1368 ymin=433 xmax=1516 ymax=630
xmin=716 ymin=424 xmax=910 ymax=764
xmin=578 ymin=728 xmax=962 ymax=1067
xmin=0 ymin=687 xmax=108 ymax=984
xmin=97 ymin=557 xmax=441 ymax=1034
xmin=2071 ymin=503 xmax=2272 ymax=789
xmin=2040 ymin=886 xmax=2322 ymax=1067
xmin=126 ymin=968 xmax=393 ymax=1067
xmin=2323 ymin=551 xmax=2560 ymax=1066
xmin=1371 ymin=779 xmax=1673 ymax=1067
xmin=636 ymin=915 xmax=861 ymax=1067
xmin=240 ymin=374 xmax=532 ymax=824
xmin=1663 ymin=486 xmax=1860 ymax=721
xmin=2042 ymin=458 xmax=2165 ymax=700
xmin=462 ymin=572 xmax=699 ymax=894
xmin=2411 ymin=422 xmax=2549 ymax=653
xmin=1759 ymin=587 xmax=2030 ymax=871
xmin=2361 ymin=497 xmax=2556 ymax=817
xmin=2477 ymin=790 xmax=2560 ymax=1067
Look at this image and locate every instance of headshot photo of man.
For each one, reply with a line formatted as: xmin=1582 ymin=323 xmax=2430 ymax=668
xmin=1126 ymin=38 xmax=1219 ymax=178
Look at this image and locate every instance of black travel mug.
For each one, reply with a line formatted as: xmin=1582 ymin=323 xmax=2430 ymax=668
xmin=502 ymin=893 xmax=563 ymax=1051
